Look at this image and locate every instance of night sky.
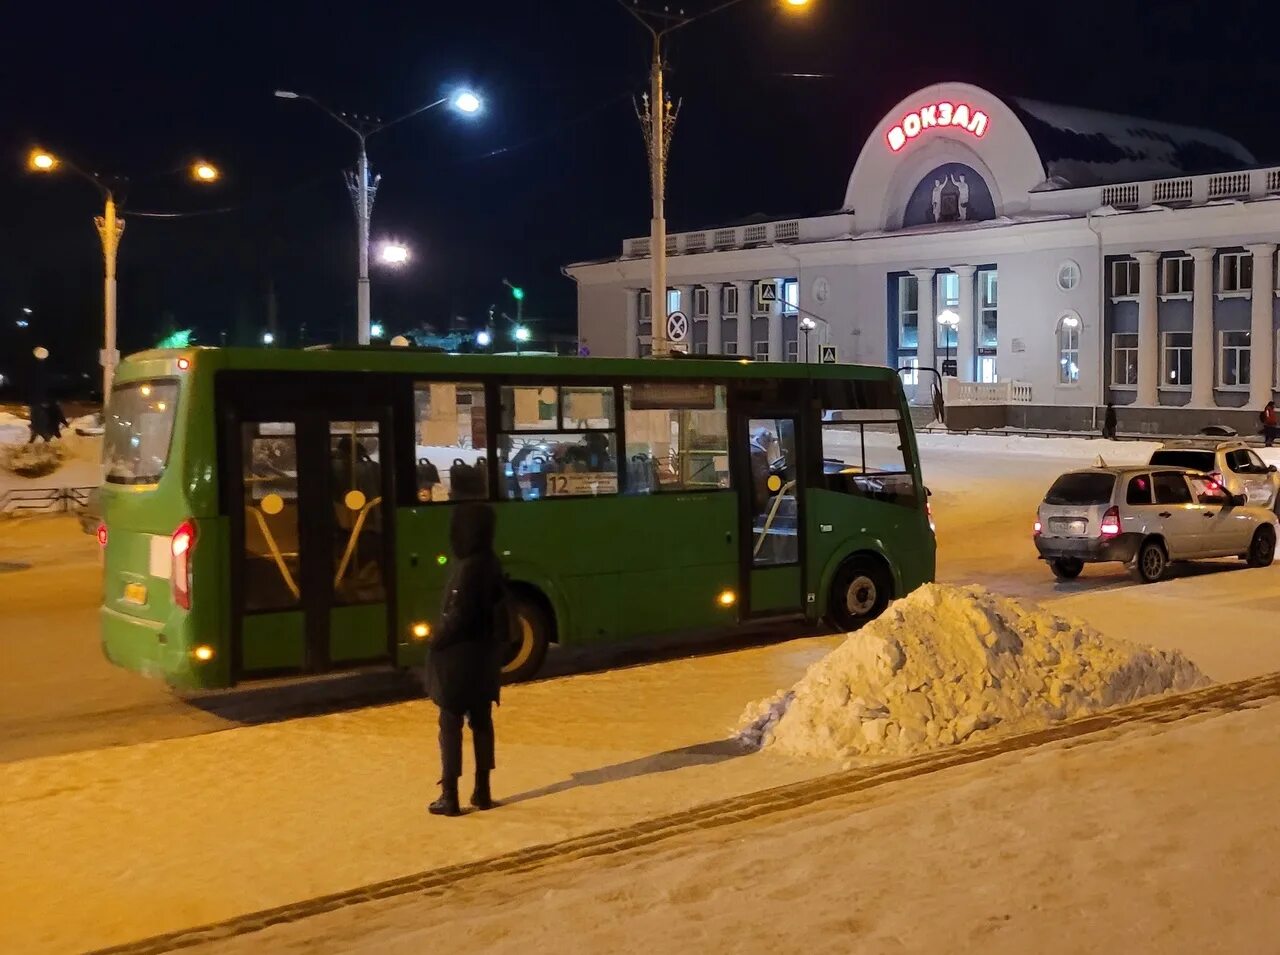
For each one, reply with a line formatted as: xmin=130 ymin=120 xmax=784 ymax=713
xmin=3 ymin=0 xmax=1277 ymax=394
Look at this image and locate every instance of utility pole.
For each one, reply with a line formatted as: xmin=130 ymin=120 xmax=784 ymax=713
xmin=636 ymin=35 xmax=679 ymax=356
xmin=94 ymin=194 xmax=124 ymax=396
xmin=347 ymin=142 xmax=377 ymax=344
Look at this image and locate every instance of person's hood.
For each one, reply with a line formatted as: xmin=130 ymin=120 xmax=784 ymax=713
xmin=450 ymin=501 xmax=496 ymax=559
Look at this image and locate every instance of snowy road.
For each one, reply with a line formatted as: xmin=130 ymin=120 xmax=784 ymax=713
xmin=2 ymin=434 xmax=1279 ymax=952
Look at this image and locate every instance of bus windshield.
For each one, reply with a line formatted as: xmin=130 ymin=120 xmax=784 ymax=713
xmin=105 ymin=380 xmax=180 ymax=484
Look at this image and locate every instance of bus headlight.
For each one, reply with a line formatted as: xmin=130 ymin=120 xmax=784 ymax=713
xmin=717 ymin=590 xmax=737 ymax=608
xmin=192 ymin=644 xmax=215 ymax=662
xmin=411 ymin=622 xmax=431 ymax=640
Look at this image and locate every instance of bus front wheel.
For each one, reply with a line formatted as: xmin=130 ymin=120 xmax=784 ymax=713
xmin=502 ymin=592 xmax=552 ymax=684
xmin=828 ymin=557 xmax=892 ymax=633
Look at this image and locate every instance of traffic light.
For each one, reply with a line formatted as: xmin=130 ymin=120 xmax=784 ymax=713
xmin=510 ymin=286 xmax=524 ymax=301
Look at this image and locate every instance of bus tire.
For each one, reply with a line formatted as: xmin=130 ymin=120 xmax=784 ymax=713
xmin=502 ymin=590 xmax=552 ymax=684
xmin=827 ymin=556 xmax=892 ymax=633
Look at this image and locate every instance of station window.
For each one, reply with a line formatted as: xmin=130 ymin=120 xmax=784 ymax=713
xmin=721 ymin=285 xmax=739 ymax=316
xmin=1111 ymin=259 xmax=1141 ymax=299
xmin=1219 ymin=331 xmax=1251 ymax=388
xmin=1161 ymin=332 xmax=1192 ymax=389
xmin=1111 ymin=333 xmax=1139 ymax=388
xmin=785 ymin=339 xmax=800 ymax=363
xmin=979 ymin=269 xmax=998 ymax=347
xmin=754 ymin=340 xmax=770 ymax=361
xmin=497 ymin=385 xmax=618 ymax=500
xmin=639 ymin=290 xmax=652 ymax=321
xmin=666 ymin=288 xmax=681 ymax=317
xmin=1219 ymin=252 xmax=1253 ymax=294
xmin=782 ymin=280 xmax=799 ymax=315
xmin=1056 ymin=312 xmax=1081 ymax=385
xmin=935 ymin=272 xmax=960 ymax=348
xmin=413 ymin=382 xmax=489 ymax=503
xmin=623 ymin=382 xmax=730 ymax=494
xmin=897 ymin=274 xmax=919 ymax=349
xmin=693 ymin=286 xmax=709 ymax=318
xmin=1161 ymin=255 xmax=1193 ymax=296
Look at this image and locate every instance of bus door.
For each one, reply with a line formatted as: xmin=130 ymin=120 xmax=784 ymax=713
xmin=736 ymin=412 xmax=805 ymax=616
xmin=228 ymin=389 xmax=395 ymax=678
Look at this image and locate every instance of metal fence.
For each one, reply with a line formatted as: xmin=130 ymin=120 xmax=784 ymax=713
xmin=0 ymin=486 xmax=98 ymax=517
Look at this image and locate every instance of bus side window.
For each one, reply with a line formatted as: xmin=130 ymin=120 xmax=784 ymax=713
xmin=498 ymin=385 xmax=619 ymax=500
xmin=413 ymin=382 xmax=490 ymax=503
xmin=819 ymin=408 xmax=917 ymax=507
xmin=622 ymin=384 xmax=730 ymax=494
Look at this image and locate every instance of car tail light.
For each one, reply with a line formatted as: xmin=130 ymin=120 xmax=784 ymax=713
xmin=1209 ymin=472 xmax=1224 ymax=489
xmin=171 ymin=520 xmax=196 ymax=610
xmin=1099 ymin=506 xmax=1121 ymax=538
xmin=1033 ymin=518 xmax=1042 ymax=537
xmin=96 ymin=523 xmax=108 ymax=548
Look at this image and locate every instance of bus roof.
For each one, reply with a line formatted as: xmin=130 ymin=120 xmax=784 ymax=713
xmin=115 ymin=347 xmax=901 ymax=385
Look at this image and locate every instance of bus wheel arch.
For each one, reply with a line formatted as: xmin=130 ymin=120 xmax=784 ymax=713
xmin=825 ymin=550 xmax=895 ymax=633
xmin=502 ymin=582 xmax=556 ymax=684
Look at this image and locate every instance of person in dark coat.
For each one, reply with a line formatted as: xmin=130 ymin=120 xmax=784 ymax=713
xmin=424 ymin=502 xmax=506 ymax=816
xmin=1102 ymin=402 xmax=1117 ymax=440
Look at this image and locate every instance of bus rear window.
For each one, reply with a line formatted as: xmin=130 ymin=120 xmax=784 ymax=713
xmin=105 ymin=380 xmax=180 ymax=484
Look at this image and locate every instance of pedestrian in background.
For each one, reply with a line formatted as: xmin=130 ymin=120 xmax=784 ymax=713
xmin=423 ymin=502 xmax=507 ymax=816
xmin=1102 ymin=402 xmax=1117 ymax=441
xmin=1262 ymin=401 xmax=1278 ymax=448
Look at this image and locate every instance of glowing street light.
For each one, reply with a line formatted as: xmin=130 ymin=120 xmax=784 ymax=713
xmin=453 ymin=90 xmax=483 ymax=114
xmin=475 ymin=330 xmax=493 ymax=348
xmin=262 ymin=331 xmax=275 ymax=346
xmin=937 ymin=309 xmax=960 ymax=377
xmin=370 ymin=322 xmax=385 ymax=339
xmin=28 ymin=149 xmax=58 ymax=172
xmin=379 ymin=242 xmax=410 ymax=266
xmin=191 ymin=161 xmax=220 ymax=182
xmin=799 ymin=315 xmax=817 ymax=362
xmin=275 ymin=85 xmax=486 ymax=344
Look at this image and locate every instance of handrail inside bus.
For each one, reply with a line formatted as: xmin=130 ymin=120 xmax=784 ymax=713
xmin=247 ymin=507 xmax=301 ymax=600
xmin=753 ymin=480 xmax=797 ymax=558
xmin=333 ymin=496 xmax=383 ymax=590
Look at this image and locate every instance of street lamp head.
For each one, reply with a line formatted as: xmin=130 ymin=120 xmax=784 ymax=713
xmin=33 ymin=346 xmax=49 ymax=360
xmin=782 ymin=0 xmax=812 ymax=8
xmin=274 ymin=89 xmax=300 ymax=100
xmin=378 ymin=242 xmax=410 ymax=266
xmin=370 ymin=322 xmax=385 ymax=339
xmin=476 ymin=330 xmax=493 ymax=348
xmin=28 ymin=149 xmax=58 ymax=172
xmin=191 ymin=161 xmax=220 ymax=183
xmin=514 ymin=326 xmax=531 ymax=343
xmin=800 ymin=316 xmax=817 ymax=331
xmin=452 ymin=90 xmax=482 ymax=115
xmin=262 ymin=331 xmax=275 ymax=346
xmin=937 ymin=309 xmax=960 ymax=327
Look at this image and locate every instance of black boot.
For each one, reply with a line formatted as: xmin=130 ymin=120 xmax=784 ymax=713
xmin=429 ymin=781 xmax=461 ymax=817
xmin=470 ymin=771 xmax=495 ymax=811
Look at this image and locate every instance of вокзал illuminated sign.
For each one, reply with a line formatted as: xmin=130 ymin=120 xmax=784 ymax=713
xmin=887 ymin=102 xmax=989 ymax=153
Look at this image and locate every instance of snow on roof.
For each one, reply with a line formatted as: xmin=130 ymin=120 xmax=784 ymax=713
xmin=1009 ymin=97 xmax=1257 ymax=190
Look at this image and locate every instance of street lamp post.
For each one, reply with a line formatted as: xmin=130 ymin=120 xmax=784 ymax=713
xmin=937 ymin=309 xmax=959 ymax=378
xmin=799 ymin=316 xmax=817 ymax=362
xmin=617 ymin=0 xmax=811 ymax=357
xmin=26 ymin=149 xmax=220 ymax=398
xmin=275 ymin=88 xmax=481 ymax=345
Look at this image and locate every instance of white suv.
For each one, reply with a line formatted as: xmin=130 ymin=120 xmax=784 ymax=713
xmin=1149 ymin=441 xmax=1279 ymax=510
xmin=1034 ymin=466 xmax=1278 ymax=583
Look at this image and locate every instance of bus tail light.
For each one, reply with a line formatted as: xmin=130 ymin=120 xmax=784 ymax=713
xmin=1099 ymin=506 xmax=1121 ymax=539
xmin=171 ymin=520 xmax=196 ymax=610
xmin=96 ymin=523 xmax=108 ymax=547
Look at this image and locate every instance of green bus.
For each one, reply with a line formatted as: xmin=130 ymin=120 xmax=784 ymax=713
xmin=98 ymin=347 xmax=935 ymax=689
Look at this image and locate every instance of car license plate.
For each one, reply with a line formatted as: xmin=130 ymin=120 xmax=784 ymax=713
xmin=1050 ymin=518 xmax=1087 ymax=535
xmin=123 ymin=582 xmax=147 ymax=605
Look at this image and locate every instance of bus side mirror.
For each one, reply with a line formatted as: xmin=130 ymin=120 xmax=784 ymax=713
xmin=1268 ymin=465 xmax=1277 ymax=474
xmin=1231 ymin=493 xmax=1247 ymax=507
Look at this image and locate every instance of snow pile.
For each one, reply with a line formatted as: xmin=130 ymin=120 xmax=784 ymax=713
xmin=0 ymin=412 xmax=30 ymax=446
xmin=738 ymin=584 xmax=1208 ymax=762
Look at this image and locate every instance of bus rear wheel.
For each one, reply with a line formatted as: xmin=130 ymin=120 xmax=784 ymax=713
xmin=828 ymin=557 xmax=892 ymax=632
xmin=501 ymin=592 xmax=552 ymax=684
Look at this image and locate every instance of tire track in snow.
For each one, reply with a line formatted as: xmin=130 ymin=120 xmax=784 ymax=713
xmin=88 ymin=669 xmax=1280 ymax=955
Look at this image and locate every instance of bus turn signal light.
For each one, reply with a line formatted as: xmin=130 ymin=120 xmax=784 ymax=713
xmin=717 ymin=590 xmax=737 ymax=608
xmin=192 ymin=645 xmax=215 ymax=662
xmin=411 ymin=622 xmax=431 ymax=640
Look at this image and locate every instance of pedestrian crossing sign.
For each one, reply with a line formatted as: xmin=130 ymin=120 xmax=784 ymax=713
xmin=819 ymin=344 xmax=838 ymax=364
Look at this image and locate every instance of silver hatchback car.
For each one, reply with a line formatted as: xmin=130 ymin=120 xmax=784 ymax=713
xmin=1149 ymin=441 xmax=1280 ymax=510
xmin=1035 ymin=466 xmax=1278 ymax=583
